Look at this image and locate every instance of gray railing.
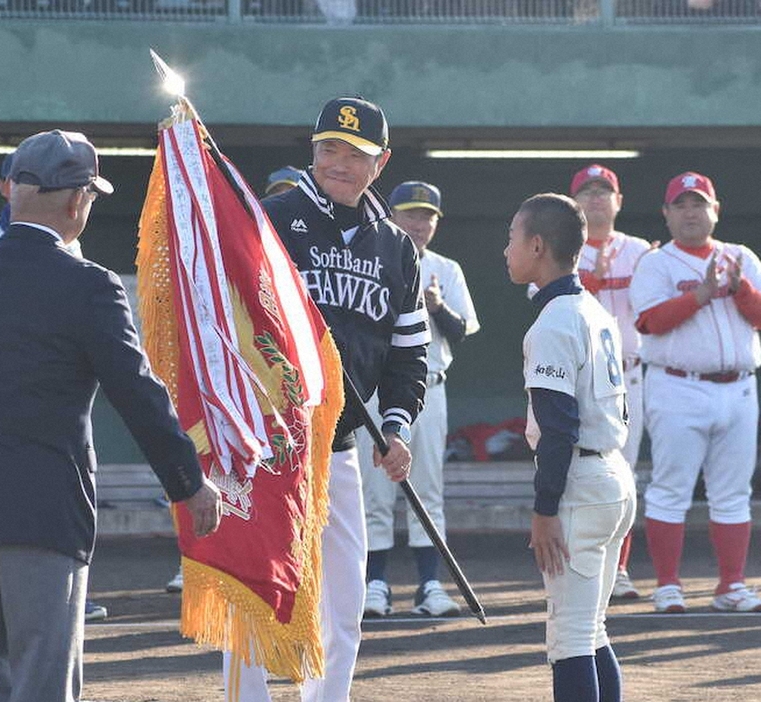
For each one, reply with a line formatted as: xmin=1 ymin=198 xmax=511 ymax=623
xmin=618 ymin=0 xmax=761 ymax=22
xmin=1 ymin=0 xmax=759 ymax=24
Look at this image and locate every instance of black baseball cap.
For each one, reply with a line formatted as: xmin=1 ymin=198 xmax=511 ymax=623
xmin=9 ymin=130 xmax=113 ymax=195
xmin=312 ymin=96 xmax=389 ymax=156
xmin=265 ymin=165 xmax=303 ymax=195
xmin=389 ymin=181 xmax=443 ymax=217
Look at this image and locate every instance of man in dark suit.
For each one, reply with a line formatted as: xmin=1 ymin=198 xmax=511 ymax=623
xmin=0 ymin=152 xmax=12 ymax=236
xmin=0 ymin=130 xmax=222 ymax=702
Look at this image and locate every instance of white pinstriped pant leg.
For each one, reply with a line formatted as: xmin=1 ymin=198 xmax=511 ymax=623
xmin=406 ymin=383 xmax=448 ymax=547
xmin=356 ymin=401 xmax=397 ymax=552
xmin=301 ymin=448 xmax=366 ymax=702
xmin=358 ymin=384 xmax=449 ymax=551
xmin=222 ymin=652 xmax=271 ymax=702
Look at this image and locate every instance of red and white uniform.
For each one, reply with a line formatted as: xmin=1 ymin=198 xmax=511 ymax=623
xmin=578 ymin=231 xmax=650 ymax=470
xmin=629 ymin=240 xmax=761 ymax=525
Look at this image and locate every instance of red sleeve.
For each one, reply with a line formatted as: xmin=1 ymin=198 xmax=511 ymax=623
xmin=635 ymin=292 xmax=703 ymax=335
xmin=578 ymin=269 xmax=603 ymax=295
xmin=733 ymin=278 xmax=761 ymax=328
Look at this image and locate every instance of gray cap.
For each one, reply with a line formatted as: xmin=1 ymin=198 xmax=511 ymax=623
xmin=0 ymin=152 xmax=13 ymax=180
xmin=9 ymin=130 xmax=113 ymax=195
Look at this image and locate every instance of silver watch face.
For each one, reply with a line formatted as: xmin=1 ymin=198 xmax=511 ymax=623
xmin=397 ymin=424 xmax=412 ymax=445
xmin=383 ymin=422 xmax=411 ymax=445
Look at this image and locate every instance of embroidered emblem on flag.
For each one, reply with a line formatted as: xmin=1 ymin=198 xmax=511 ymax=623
xmin=137 ymin=110 xmax=343 ymax=685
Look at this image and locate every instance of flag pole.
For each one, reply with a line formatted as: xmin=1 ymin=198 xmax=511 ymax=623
xmin=150 ymin=50 xmax=255 ymax=220
xmin=342 ymin=371 xmax=486 ymax=624
xmin=149 ymin=49 xmax=485 ymax=625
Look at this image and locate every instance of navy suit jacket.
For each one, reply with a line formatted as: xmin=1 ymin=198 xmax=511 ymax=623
xmin=0 ymin=224 xmax=203 ymax=563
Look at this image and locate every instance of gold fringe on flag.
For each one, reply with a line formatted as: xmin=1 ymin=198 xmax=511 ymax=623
xmin=179 ymin=329 xmax=342 ymax=683
xmin=136 ymin=143 xmax=343 ymax=684
xmin=136 ymin=151 xmax=180 ymax=408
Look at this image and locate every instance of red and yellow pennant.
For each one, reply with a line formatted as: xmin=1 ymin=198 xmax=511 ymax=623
xmin=136 ymin=108 xmax=343 ymax=683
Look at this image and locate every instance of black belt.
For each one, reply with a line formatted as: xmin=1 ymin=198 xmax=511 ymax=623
xmin=579 ymin=448 xmax=603 ymax=458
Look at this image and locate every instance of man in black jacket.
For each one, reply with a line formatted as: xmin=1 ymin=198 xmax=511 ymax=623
xmin=0 ymin=130 xmax=221 ymax=702
xmin=224 ymin=97 xmax=429 ymax=702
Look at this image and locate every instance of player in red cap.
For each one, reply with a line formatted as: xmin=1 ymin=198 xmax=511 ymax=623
xmin=570 ymin=164 xmax=653 ymax=600
xmin=630 ymin=172 xmax=761 ymax=613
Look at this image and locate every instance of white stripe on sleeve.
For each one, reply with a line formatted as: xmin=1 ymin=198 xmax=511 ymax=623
xmin=391 ymin=330 xmax=431 ymax=348
xmin=383 ymin=407 xmax=412 ymax=425
xmin=395 ymin=308 xmax=428 ymax=328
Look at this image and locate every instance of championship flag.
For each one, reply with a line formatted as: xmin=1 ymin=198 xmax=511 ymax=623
xmin=136 ymin=102 xmax=344 ymax=684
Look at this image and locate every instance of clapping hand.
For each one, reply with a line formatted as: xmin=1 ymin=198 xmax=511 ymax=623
xmin=593 ymin=243 xmax=618 ymax=280
xmin=728 ymin=251 xmax=743 ymax=295
xmin=695 ymin=252 xmax=720 ymax=306
xmin=424 ymin=274 xmax=443 ymax=313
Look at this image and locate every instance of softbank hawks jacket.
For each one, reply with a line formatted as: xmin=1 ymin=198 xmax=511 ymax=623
xmin=264 ymin=171 xmax=430 ymax=449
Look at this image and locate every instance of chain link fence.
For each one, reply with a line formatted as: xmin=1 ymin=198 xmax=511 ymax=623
xmin=1 ymin=0 xmax=759 ymax=26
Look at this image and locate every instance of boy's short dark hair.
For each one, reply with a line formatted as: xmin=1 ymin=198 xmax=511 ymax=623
xmin=519 ymin=193 xmax=587 ymax=268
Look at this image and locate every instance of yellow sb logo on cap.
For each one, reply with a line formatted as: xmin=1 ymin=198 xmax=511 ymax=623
xmin=338 ymin=106 xmax=361 ymax=132
xmin=412 ymin=186 xmax=431 ymax=203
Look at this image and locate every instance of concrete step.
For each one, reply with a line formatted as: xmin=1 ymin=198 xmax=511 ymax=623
xmin=96 ymin=464 xmax=173 ymax=536
xmin=98 ymin=500 xmax=175 ymax=537
xmin=94 ymin=461 xmax=741 ymax=535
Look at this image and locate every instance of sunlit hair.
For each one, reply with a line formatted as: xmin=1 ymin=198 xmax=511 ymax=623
xmin=519 ymin=193 xmax=587 ymax=268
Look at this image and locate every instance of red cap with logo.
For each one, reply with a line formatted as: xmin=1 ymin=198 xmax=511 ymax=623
xmin=570 ymin=164 xmax=620 ymax=197
xmin=664 ymin=171 xmax=716 ymax=205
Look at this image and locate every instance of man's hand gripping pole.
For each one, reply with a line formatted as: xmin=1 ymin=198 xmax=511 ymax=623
xmin=343 ymin=370 xmax=486 ymax=625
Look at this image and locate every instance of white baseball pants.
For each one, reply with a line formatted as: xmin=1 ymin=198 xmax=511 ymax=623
xmin=357 ymin=383 xmax=448 ymax=550
xmin=644 ymin=367 xmax=758 ymax=524
xmin=544 ymin=450 xmax=636 ymax=663
xmin=223 ymin=448 xmax=367 ymax=702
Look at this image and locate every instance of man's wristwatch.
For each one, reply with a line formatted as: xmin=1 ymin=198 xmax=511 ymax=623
xmin=381 ymin=421 xmax=411 ymax=445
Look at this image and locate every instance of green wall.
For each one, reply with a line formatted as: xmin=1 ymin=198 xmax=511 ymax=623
xmin=1 ymin=22 xmax=761 ymax=128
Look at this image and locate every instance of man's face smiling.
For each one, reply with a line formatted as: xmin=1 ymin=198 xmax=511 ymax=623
xmin=312 ymin=139 xmax=390 ymax=207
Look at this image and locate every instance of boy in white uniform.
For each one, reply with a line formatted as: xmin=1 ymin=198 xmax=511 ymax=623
xmin=505 ymin=193 xmax=636 ymax=702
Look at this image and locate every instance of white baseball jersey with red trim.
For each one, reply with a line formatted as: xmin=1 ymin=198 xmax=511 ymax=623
xmin=629 ymin=241 xmax=761 ymax=373
xmin=578 ymin=231 xmax=650 ymax=360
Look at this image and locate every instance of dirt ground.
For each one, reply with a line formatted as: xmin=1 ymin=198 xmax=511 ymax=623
xmin=83 ymin=527 xmax=761 ymax=702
